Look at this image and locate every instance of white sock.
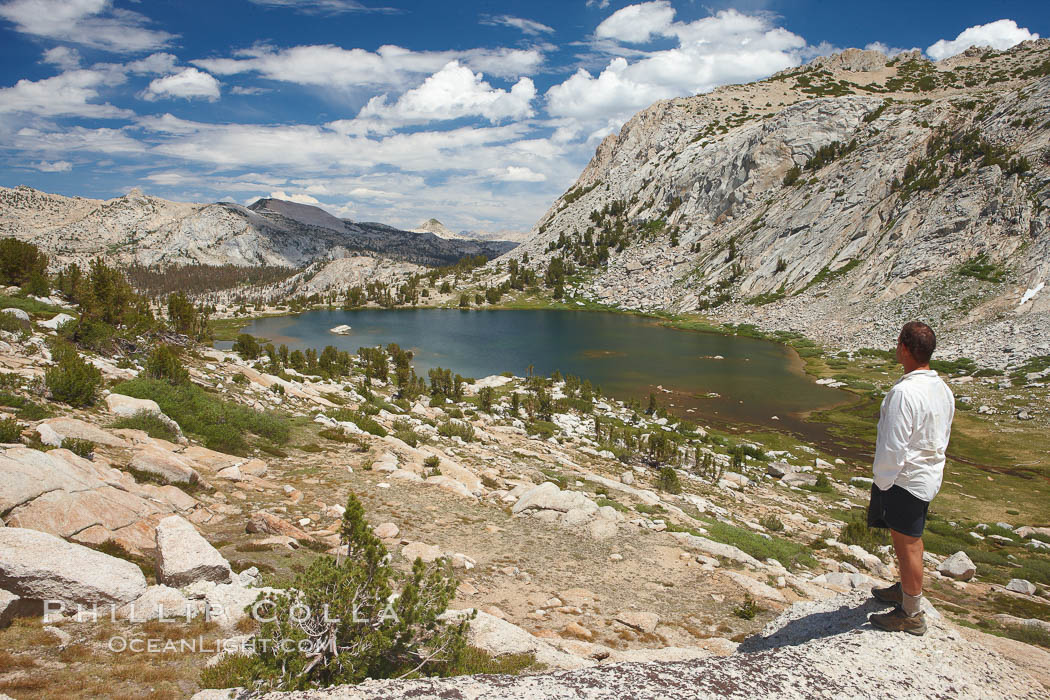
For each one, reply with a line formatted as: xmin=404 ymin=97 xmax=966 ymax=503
xmin=902 ymin=591 xmax=923 ymax=617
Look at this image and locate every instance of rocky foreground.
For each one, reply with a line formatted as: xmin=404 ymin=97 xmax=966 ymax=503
xmin=189 ymin=590 xmax=1046 ymax=700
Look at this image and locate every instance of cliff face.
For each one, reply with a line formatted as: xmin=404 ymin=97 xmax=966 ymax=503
xmin=513 ymin=42 xmax=1050 ymax=363
xmin=0 ymin=189 xmax=513 ymax=269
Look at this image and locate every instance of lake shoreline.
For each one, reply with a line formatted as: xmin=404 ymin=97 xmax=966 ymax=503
xmin=214 ymin=303 xmax=871 ymax=452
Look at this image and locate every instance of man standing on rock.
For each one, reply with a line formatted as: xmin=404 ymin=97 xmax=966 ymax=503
xmin=867 ymin=321 xmax=955 ymax=636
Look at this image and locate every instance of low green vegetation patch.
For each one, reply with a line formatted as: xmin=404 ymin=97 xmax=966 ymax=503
xmin=110 ymin=410 xmax=179 ymax=442
xmin=0 ymin=293 xmax=67 ymax=318
xmin=794 ymin=259 xmax=862 ymax=296
xmin=596 ymin=497 xmax=629 ymax=513
xmin=973 ymin=617 xmax=1050 ymax=651
xmin=704 ymin=519 xmax=817 ymax=569
xmin=0 ymin=391 xmax=52 ymax=420
xmin=437 ymin=419 xmax=476 ymax=442
xmin=328 ymin=408 xmax=388 ymax=437
xmin=526 ymin=421 xmax=557 ymax=440
xmin=114 ymin=377 xmax=290 ymax=455
xmin=958 ymin=254 xmax=1006 ymax=283
xmin=61 ymin=437 xmax=95 ymax=458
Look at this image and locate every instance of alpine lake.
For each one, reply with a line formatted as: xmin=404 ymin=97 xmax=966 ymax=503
xmin=223 ymin=309 xmax=857 ymax=445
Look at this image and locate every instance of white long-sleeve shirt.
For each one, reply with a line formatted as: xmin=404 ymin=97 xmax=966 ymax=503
xmin=872 ymin=369 xmax=955 ymax=502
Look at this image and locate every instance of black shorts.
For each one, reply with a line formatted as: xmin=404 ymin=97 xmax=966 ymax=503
xmin=867 ymin=484 xmax=930 ymax=538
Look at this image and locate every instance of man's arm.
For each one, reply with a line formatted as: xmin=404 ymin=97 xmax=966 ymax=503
xmin=873 ymin=388 xmax=913 ymax=490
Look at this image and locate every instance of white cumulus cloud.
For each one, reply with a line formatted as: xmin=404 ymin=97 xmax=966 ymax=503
xmin=268 ymin=190 xmax=321 ymax=205
xmin=0 ymin=68 xmax=131 ymax=118
xmin=926 ymin=19 xmax=1038 ymax=60
xmin=126 ymin=52 xmax=179 ymax=75
xmin=193 ymin=44 xmax=542 ymax=89
xmin=0 ymin=0 xmax=174 ymax=53
xmin=595 ymin=0 xmax=675 ymax=43
xmin=142 ymin=68 xmax=221 ymax=102
xmin=41 ymin=46 xmax=81 ymax=70
xmin=32 ymin=159 xmax=72 ymax=172
xmin=547 ymin=7 xmax=805 ymax=139
xmin=494 ymin=166 xmax=546 ymax=182
xmin=357 ymin=61 xmax=535 ymax=126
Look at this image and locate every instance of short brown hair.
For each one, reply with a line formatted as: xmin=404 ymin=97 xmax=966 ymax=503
xmin=899 ymin=321 xmax=936 ymax=364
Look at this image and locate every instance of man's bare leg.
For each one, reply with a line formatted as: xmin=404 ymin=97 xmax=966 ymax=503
xmin=891 ymin=528 xmax=924 ymax=615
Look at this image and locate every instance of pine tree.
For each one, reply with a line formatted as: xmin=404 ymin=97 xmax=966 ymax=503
xmin=221 ymin=493 xmax=470 ymax=691
xmin=657 ymin=465 xmax=682 ymax=494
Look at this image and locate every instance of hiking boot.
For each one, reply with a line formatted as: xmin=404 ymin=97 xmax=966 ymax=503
xmin=872 ymin=581 xmax=902 ymax=606
xmin=869 ymin=606 xmax=927 ymax=636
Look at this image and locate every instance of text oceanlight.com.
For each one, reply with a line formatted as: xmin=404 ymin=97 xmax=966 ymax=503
xmin=107 ymin=637 xmax=324 ymax=654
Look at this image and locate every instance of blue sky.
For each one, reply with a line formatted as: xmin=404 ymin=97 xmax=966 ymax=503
xmin=0 ymin=1 xmax=1046 ymax=233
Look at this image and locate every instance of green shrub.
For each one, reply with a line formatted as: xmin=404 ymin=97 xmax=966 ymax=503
xmin=113 ymin=377 xmax=289 ymax=455
xmin=61 ymin=437 xmax=95 ymax=458
xmin=424 ymin=455 xmax=441 ymax=470
xmin=203 ymin=493 xmax=470 ymax=690
xmin=438 ymin=419 xmax=475 ymax=442
xmin=0 ymin=310 xmax=26 ymax=333
xmin=354 ymin=413 xmax=388 ymax=437
xmin=760 ymin=514 xmax=785 ymax=532
xmin=657 ymin=466 xmax=682 ymax=494
xmin=733 ymin=594 xmax=760 ymax=620
xmin=231 ymin=373 xmax=249 ymax=385
xmin=45 ymin=346 xmax=102 ymax=407
xmin=199 ymin=653 xmax=257 ymax=690
xmin=840 ymin=511 xmax=891 ymax=552
xmin=145 ymin=344 xmax=189 ymax=384
xmin=317 ymin=428 xmax=367 ymax=451
xmin=802 ymin=472 xmax=833 ymax=493
xmin=110 ymin=410 xmax=179 ymax=442
xmin=863 ymin=102 xmax=888 ymax=123
xmin=392 ymin=419 xmax=421 ymax=447
xmin=526 ymin=421 xmax=557 ymax=440
xmin=0 ymin=417 xmax=23 ymax=443
xmin=328 ymin=407 xmax=388 ymax=437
